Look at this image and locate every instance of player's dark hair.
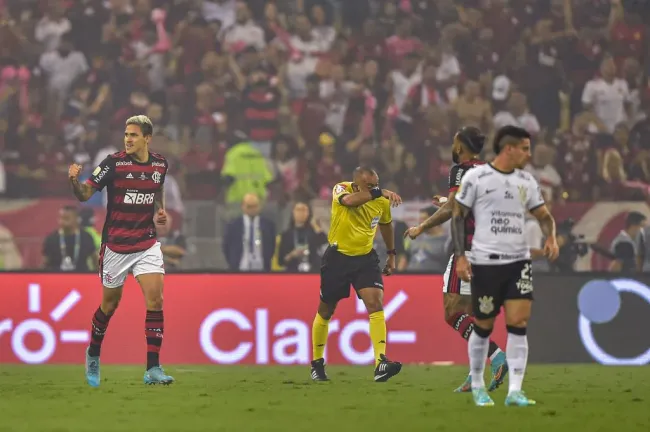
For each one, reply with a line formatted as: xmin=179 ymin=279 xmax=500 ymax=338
xmin=289 ymin=200 xmax=313 ymax=228
xmin=61 ymin=205 xmax=78 ymax=213
xmin=457 ymin=126 xmax=485 ymax=154
xmin=493 ymin=125 xmax=531 ymax=155
xmin=626 ymin=211 xmax=646 ymax=228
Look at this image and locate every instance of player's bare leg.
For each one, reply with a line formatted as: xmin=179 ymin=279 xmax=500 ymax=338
xmin=444 ymin=293 xmax=507 ymax=392
xmin=85 ymin=286 xmax=123 ymax=387
xmin=503 ymin=299 xmax=535 ymax=406
xmin=310 ymin=300 xmax=337 ymax=381
xmin=137 ymin=273 xmax=174 ymax=385
xmin=469 ymin=316 xmax=497 ymax=406
xmin=358 ymin=287 xmax=402 ymax=382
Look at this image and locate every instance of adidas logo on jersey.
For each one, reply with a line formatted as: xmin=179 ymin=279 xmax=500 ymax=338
xmin=126 ymin=173 xmax=134 ymax=179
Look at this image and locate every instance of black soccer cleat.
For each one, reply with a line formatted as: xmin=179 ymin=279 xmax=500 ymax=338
xmin=374 ymin=354 xmax=402 ymax=382
xmin=310 ymin=358 xmax=330 ymax=381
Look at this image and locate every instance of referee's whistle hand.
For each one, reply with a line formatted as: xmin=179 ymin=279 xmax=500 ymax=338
xmin=383 ymin=255 xmax=396 ymax=276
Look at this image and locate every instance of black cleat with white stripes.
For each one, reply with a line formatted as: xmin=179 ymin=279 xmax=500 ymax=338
xmin=374 ymin=354 xmax=402 ymax=382
xmin=310 ymin=358 xmax=329 ymax=381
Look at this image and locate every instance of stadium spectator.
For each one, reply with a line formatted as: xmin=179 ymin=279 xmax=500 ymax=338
xmin=276 ymin=201 xmax=327 ymax=272
xmin=609 ymin=211 xmax=646 ymax=272
xmin=0 ymin=0 xmax=649 ymax=272
xmin=222 ymin=193 xmax=276 ymax=271
xmin=42 ymin=205 xmax=97 ymax=272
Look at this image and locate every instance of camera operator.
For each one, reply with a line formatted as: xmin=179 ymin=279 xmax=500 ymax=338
xmin=610 ymin=211 xmax=646 ymax=273
xmin=550 ymin=218 xmax=590 ymax=272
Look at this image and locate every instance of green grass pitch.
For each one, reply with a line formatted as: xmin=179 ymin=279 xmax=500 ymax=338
xmin=1 ymin=365 xmax=649 ymax=432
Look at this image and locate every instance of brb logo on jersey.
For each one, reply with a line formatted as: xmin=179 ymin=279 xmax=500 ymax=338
xmin=124 ymin=191 xmax=155 ymax=205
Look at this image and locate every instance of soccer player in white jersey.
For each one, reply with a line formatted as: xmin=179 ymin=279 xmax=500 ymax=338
xmin=451 ymin=125 xmax=559 ymax=407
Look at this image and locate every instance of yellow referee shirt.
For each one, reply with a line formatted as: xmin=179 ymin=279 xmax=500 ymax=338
xmin=328 ymin=182 xmax=392 ymax=256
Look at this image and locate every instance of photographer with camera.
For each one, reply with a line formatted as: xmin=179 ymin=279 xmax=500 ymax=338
xmin=551 ymin=218 xmax=590 ymax=272
xmin=610 ymin=211 xmax=646 ymax=273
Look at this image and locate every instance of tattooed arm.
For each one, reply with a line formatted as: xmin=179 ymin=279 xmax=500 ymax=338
xmin=68 ymin=164 xmax=97 ymax=202
xmin=154 ymin=185 xmax=165 ymax=212
xmin=530 ymin=204 xmax=559 ymax=261
xmin=530 ymin=205 xmax=556 ymax=240
xmin=451 ymin=200 xmax=471 ymax=257
xmin=418 ymin=192 xmax=455 ymax=231
xmin=71 ymin=178 xmax=96 ymax=202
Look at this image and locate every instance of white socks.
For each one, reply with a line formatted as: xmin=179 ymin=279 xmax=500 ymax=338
xmin=468 ymin=330 xmax=490 ymax=390
xmin=506 ymin=331 xmax=529 ymax=394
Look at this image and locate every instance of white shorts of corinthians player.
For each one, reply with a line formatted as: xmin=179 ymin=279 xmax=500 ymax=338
xmin=100 ymin=242 xmax=165 ymax=288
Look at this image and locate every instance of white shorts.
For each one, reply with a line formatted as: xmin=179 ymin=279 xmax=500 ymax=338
xmin=442 ymin=254 xmax=471 ymax=296
xmin=100 ymin=242 xmax=165 ymax=288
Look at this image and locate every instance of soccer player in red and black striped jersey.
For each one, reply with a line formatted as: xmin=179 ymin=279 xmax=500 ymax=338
xmin=68 ymin=115 xmax=174 ymax=387
xmin=404 ymin=126 xmax=507 ymax=392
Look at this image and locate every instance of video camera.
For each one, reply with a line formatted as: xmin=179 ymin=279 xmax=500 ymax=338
xmin=552 ymin=218 xmax=590 ymax=272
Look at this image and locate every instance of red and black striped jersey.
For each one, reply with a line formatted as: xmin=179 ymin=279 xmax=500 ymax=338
xmin=86 ymin=151 xmax=168 ymax=254
xmin=448 ymin=159 xmax=485 ymax=251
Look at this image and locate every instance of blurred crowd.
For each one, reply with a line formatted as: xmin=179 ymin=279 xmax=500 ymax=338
xmin=1 ymin=0 xmax=650 ymax=272
xmin=0 ymin=0 xmax=648 ymax=204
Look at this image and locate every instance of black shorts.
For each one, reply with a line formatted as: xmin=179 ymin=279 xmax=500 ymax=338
xmin=470 ymin=260 xmax=533 ymax=319
xmin=320 ymin=245 xmax=383 ymax=304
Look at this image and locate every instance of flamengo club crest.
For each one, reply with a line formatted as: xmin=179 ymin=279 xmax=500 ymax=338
xmin=152 ymin=171 xmax=161 ymax=184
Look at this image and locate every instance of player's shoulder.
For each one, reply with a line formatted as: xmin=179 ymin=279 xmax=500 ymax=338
xmin=452 ymin=159 xmax=486 ymax=175
xmin=149 ymin=151 xmax=167 ymax=161
xmin=149 ymin=151 xmax=168 ymax=163
xmin=515 ymin=168 xmax=537 ymax=183
xmin=333 ymin=181 xmax=353 ymax=194
xmin=461 ymin=162 xmax=489 ymax=179
xmin=149 ymin=151 xmax=168 ymax=168
xmin=108 ymin=151 xmax=127 ymax=160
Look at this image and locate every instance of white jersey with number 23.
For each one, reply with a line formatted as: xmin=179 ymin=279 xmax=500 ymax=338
xmin=454 ymin=164 xmax=544 ymax=266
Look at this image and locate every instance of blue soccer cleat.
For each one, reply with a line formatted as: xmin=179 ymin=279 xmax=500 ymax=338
xmin=85 ymin=347 xmax=100 ymax=388
xmin=454 ymin=374 xmax=472 ymax=393
xmin=471 ymin=387 xmax=495 ymax=407
xmin=505 ymin=390 xmax=536 ymax=406
xmin=488 ymin=352 xmax=508 ymax=392
xmin=144 ymin=366 xmax=175 ymax=385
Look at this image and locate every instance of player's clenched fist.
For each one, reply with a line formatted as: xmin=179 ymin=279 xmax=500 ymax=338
xmin=68 ymin=164 xmax=82 ymax=180
xmin=155 ymin=209 xmax=168 ymax=226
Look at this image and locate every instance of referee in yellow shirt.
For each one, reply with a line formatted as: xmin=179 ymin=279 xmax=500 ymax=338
xmin=310 ymin=166 xmax=403 ymax=382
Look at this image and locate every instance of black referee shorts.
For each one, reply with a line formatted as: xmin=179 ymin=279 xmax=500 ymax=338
xmin=470 ymin=260 xmax=534 ymax=319
xmin=319 ymin=245 xmax=384 ymax=304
